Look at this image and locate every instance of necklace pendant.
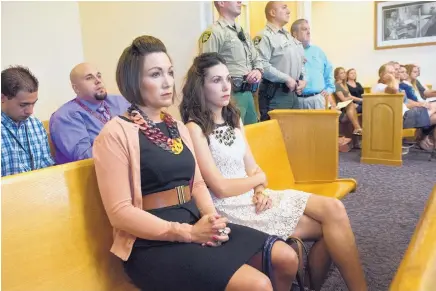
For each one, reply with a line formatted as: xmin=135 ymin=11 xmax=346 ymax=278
xmin=171 ymin=138 xmax=183 ymax=154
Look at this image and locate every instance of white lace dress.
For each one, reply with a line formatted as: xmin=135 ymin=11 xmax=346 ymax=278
xmin=208 ymin=125 xmax=310 ymax=239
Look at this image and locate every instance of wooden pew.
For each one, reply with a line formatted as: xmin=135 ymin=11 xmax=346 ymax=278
xmin=390 ymin=185 xmax=436 ymax=291
xmin=245 ymin=118 xmax=356 ymax=199
xmin=363 ymin=86 xmax=371 ymax=94
xmin=42 ymin=120 xmax=56 ymax=158
xmin=1 ymin=159 xmax=138 ymax=291
xmin=360 ymin=93 xmax=404 ymax=166
xmin=42 ymin=120 xmax=49 ymax=132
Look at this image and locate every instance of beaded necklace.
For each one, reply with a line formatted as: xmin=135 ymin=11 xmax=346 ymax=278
xmin=212 ymin=123 xmax=236 ymax=147
xmin=127 ymin=105 xmax=183 ymax=155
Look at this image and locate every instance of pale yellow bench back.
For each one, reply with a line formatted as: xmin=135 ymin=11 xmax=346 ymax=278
xmin=1 ymin=159 xmax=137 ymax=291
xmin=390 ymin=185 xmax=436 ymax=290
xmin=244 ymin=120 xmax=296 ymax=189
xmin=42 ymin=120 xmax=56 ymax=158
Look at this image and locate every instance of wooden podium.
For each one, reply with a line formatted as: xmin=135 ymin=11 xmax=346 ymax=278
xmin=361 ymin=93 xmax=404 ymax=166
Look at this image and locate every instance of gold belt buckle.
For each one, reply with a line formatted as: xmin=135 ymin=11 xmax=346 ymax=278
xmin=176 ymin=186 xmax=186 ymax=204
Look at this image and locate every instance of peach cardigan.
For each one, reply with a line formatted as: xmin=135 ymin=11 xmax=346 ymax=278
xmin=93 ymin=116 xmax=216 ymax=261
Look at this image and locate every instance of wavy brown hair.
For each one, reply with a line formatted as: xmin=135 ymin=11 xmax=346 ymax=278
xmin=404 ymin=64 xmax=418 ymax=87
xmin=334 ymin=67 xmax=348 ymax=92
xmin=179 ymin=52 xmax=240 ymax=136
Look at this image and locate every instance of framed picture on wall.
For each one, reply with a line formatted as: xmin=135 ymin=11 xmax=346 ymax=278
xmin=374 ymin=1 xmax=436 ymax=49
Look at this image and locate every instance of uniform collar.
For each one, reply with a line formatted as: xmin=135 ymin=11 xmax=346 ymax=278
xmin=266 ymin=22 xmax=287 ymax=34
xmin=218 ymin=16 xmax=241 ymax=32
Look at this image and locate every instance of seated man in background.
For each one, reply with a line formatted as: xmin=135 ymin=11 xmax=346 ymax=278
xmin=50 ymin=63 xmax=130 ymax=165
xmin=1 ymin=66 xmax=54 ymax=176
xmin=291 ymin=18 xmax=336 ymax=109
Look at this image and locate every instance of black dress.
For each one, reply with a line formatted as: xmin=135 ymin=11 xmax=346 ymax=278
xmin=347 ymin=82 xmax=364 ymax=113
xmin=120 ymin=117 xmax=270 ymax=291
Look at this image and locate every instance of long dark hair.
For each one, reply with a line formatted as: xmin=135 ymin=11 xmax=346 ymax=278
xmin=179 ymin=52 xmax=240 ymax=136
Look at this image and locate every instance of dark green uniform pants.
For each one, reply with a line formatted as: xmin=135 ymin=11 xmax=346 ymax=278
xmin=232 ymin=91 xmax=258 ymax=125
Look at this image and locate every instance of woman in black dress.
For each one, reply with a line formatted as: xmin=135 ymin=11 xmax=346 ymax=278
xmin=92 ymin=35 xmax=298 ymax=291
xmin=346 ymin=68 xmax=364 ymax=113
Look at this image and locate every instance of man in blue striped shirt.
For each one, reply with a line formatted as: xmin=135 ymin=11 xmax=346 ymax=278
xmin=291 ymin=19 xmax=336 ymax=110
xmin=1 ymin=66 xmax=54 ymax=177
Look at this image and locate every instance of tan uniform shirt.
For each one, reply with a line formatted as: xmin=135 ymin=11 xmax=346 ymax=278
xmin=254 ymin=22 xmax=305 ymax=83
xmin=199 ymin=17 xmax=263 ymax=77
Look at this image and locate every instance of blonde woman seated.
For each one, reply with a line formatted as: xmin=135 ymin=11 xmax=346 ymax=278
xmin=404 ymin=64 xmax=436 ymax=106
xmin=333 ymin=67 xmax=363 ymax=135
xmin=399 ymin=65 xmax=423 ymax=102
xmin=180 ymin=53 xmax=367 ymax=291
xmin=373 ymin=63 xmax=436 ymax=128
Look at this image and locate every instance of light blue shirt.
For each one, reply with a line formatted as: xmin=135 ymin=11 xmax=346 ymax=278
xmin=302 ymin=44 xmax=335 ymax=95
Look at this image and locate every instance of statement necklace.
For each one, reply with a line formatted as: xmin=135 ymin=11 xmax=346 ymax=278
xmin=212 ymin=123 xmax=236 ymax=147
xmin=128 ymin=105 xmax=183 ymax=155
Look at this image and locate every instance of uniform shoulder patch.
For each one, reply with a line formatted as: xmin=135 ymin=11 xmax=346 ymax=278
xmin=253 ymin=36 xmax=262 ymax=46
xmin=200 ymin=30 xmax=212 ymax=43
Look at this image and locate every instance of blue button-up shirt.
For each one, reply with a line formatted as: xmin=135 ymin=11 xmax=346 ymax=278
xmin=1 ymin=112 xmax=54 ymax=176
xmin=302 ymin=44 xmax=335 ymax=95
xmin=49 ymin=94 xmax=130 ymax=165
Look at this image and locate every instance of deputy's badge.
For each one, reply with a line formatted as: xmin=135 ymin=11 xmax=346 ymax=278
xmin=201 ymin=31 xmax=212 ymax=43
xmin=253 ymin=36 xmax=262 ymax=46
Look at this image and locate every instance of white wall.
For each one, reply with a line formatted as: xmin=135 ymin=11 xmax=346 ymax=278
xmin=311 ymin=1 xmax=436 ymax=87
xmin=1 ymin=1 xmax=84 ymax=120
xmin=78 ymin=1 xmax=208 ymax=119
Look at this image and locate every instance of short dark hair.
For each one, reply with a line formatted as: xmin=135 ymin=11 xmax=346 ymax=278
xmin=116 ymin=35 xmax=171 ymax=106
xmin=1 ymin=66 xmax=39 ymax=99
xmin=179 ymin=52 xmax=240 ymax=137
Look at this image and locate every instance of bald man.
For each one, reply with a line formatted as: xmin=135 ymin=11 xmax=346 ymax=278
xmin=254 ymin=1 xmax=305 ymax=121
xmin=49 ymin=63 xmax=130 ymax=164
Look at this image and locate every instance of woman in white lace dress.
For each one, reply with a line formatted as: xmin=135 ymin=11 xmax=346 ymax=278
xmin=180 ymin=53 xmax=367 ymax=291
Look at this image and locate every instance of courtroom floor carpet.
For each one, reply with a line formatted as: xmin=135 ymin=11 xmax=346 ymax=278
xmin=319 ymin=150 xmax=436 ymax=291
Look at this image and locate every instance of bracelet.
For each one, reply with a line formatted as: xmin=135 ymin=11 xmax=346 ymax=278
xmin=255 ymin=190 xmax=269 ymax=197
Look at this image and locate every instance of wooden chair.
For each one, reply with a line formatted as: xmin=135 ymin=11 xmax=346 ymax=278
xmin=1 ymin=159 xmax=138 ymax=291
xmin=390 ymin=185 xmax=436 ymax=291
xmin=245 ymin=118 xmax=356 ymax=199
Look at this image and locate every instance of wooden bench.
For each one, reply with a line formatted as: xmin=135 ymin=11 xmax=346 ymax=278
xmin=390 ymin=185 xmax=436 ymax=291
xmin=245 ymin=118 xmax=356 ymax=199
xmin=42 ymin=119 xmax=56 ymax=158
xmin=1 ymin=159 xmax=138 ymax=291
xmin=363 ymin=86 xmax=371 ymax=94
